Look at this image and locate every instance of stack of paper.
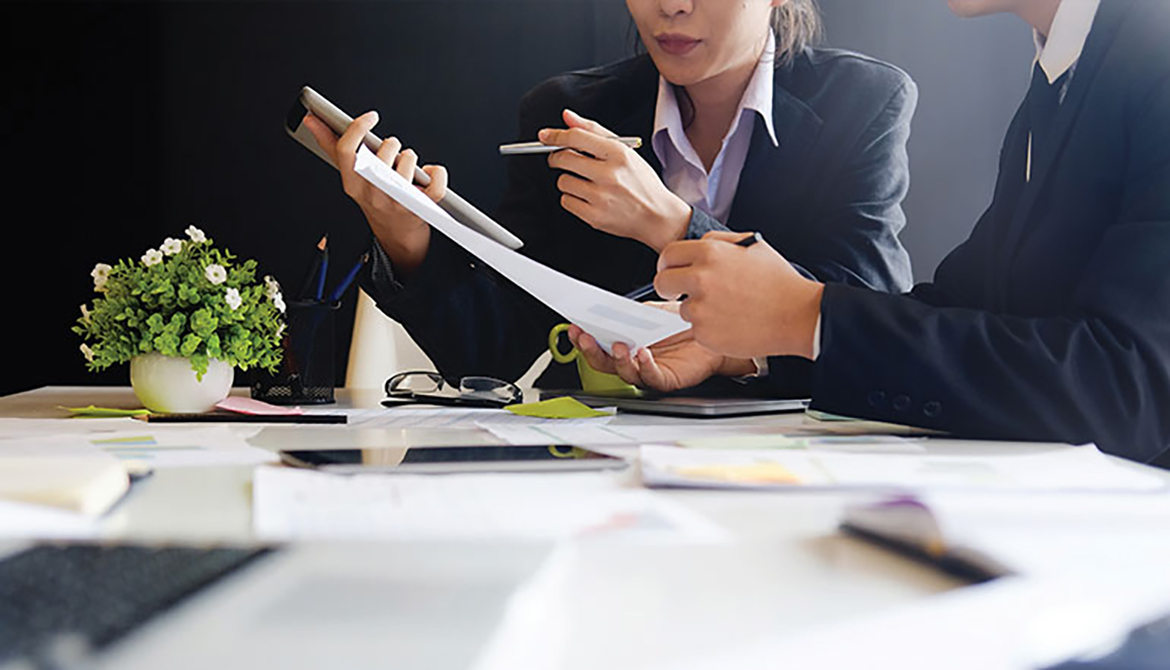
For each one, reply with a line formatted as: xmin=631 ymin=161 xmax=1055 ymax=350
xmin=252 ymin=466 xmax=726 ymax=543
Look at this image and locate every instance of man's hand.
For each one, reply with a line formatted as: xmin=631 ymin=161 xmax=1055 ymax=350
xmin=540 ymin=109 xmax=692 ymax=252
xmin=655 ymin=231 xmax=824 ymax=360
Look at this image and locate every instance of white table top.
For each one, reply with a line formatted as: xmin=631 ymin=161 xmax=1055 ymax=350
xmin=5 ymin=386 xmax=1169 ymax=669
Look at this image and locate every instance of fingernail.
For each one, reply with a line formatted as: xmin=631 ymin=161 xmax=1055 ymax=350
xmin=538 ymin=129 xmax=550 ymax=142
xmin=366 ymin=111 xmax=379 ymax=123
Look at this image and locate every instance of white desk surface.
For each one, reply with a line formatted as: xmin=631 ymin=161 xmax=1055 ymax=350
xmin=5 ymin=386 xmax=1169 ymax=669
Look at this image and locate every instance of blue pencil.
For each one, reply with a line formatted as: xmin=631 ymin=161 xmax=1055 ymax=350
xmin=327 ymin=253 xmax=369 ymax=303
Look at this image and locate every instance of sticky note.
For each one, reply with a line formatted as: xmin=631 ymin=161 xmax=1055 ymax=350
xmin=60 ymin=405 xmax=151 ymax=418
xmin=504 ymin=397 xmax=613 ymax=420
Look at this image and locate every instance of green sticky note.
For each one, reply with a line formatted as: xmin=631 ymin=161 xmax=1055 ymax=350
xmin=60 ymin=405 xmax=151 ymax=418
xmin=504 ymin=397 xmax=612 ymax=420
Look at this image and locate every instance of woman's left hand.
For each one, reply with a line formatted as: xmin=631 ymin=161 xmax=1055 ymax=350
xmin=540 ymin=109 xmax=692 ymax=252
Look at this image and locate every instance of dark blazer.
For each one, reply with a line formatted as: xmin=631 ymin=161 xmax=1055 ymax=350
xmin=365 ymin=48 xmax=917 ymax=387
xmin=809 ymin=0 xmax=1170 ymax=463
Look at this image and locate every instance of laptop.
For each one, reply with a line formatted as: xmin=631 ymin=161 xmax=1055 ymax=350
xmin=0 ymin=541 xmax=552 ymax=670
xmin=542 ymin=388 xmax=810 ymax=418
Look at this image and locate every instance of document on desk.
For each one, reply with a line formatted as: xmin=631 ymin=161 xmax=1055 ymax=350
xmin=640 ymin=444 xmax=1167 ymax=493
xmin=354 ymin=145 xmax=690 ymax=353
xmin=3 ymin=427 xmax=278 ymax=469
xmin=843 ymin=491 xmax=1170 ymax=578
xmin=252 ymin=466 xmax=728 ymax=543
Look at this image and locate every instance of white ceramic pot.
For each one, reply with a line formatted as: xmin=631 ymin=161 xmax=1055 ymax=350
xmin=129 ymin=353 xmax=234 ymax=413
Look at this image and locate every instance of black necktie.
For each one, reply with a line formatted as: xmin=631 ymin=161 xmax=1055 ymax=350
xmin=1028 ymin=63 xmax=1067 ymax=158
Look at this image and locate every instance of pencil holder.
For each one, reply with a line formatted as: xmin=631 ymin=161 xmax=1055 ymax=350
xmin=251 ymin=299 xmax=340 ymax=405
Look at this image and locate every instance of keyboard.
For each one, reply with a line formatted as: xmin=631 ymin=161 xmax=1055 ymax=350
xmin=0 ymin=544 xmax=273 ymax=666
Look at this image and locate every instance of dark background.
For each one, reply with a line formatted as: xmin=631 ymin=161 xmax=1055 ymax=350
xmin=0 ymin=1 xmax=1032 ymax=397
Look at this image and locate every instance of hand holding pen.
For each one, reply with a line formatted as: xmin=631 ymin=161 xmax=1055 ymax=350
xmin=654 ymin=230 xmax=825 ymax=361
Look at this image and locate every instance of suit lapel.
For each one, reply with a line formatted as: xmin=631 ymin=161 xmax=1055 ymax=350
xmin=727 ymin=75 xmax=823 ymax=230
xmin=1000 ymin=0 xmax=1129 ymax=263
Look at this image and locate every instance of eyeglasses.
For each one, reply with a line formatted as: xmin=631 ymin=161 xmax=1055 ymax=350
xmin=384 ymin=370 xmax=523 ymax=408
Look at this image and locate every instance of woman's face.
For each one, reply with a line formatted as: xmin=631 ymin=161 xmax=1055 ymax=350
xmin=627 ymin=0 xmax=781 ymax=88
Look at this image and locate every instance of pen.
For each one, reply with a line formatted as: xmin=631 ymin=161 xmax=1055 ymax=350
xmin=327 ymin=253 xmax=369 ymax=303
xmin=624 ymin=232 xmax=764 ymax=302
xmin=499 ymin=137 xmax=643 ymax=155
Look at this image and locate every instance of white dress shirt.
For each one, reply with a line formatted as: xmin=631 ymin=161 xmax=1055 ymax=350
xmin=651 ymin=31 xmax=778 ymax=226
xmin=812 ymin=0 xmax=1100 ymax=360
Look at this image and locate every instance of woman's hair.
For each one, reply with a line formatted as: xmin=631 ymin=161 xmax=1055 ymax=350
xmin=772 ymin=0 xmax=823 ymax=67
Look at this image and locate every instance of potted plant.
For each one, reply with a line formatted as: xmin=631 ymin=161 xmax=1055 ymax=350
xmin=74 ymin=225 xmax=285 ymax=413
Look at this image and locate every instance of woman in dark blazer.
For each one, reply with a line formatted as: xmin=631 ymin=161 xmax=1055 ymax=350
xmin=306 ymin=0 xmax=917 ymax=389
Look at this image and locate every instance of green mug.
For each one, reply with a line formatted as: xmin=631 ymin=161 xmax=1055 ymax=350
xmin=548 ymin=323 xmax=638 ymax=394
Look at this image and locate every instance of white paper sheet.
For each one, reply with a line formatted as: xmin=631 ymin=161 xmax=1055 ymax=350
xmin=849 ymin=491 xmax=1170 ymax=578
xmin=640 ymin=444 xmax=1167 ymax=493
xmin=20 ymin=427 xmax=280 ymax=469
xmin=252 ymin=466 xmax=727 ymax=543
xmin=354 ymin=145 xmax=690 ymax=353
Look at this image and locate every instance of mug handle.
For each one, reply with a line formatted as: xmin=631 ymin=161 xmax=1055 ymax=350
xmin=548 ymin=323 xmax=580 ymax=364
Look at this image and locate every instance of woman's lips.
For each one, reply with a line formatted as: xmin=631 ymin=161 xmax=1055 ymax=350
xmin=655 ymin=34 xmax=701 ymax=56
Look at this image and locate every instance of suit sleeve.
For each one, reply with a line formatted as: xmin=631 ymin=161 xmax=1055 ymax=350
xmin=797 ymin=78 xmax=917 ymax=294
xmin=810 ymin=78 xmax=1170 ymax=463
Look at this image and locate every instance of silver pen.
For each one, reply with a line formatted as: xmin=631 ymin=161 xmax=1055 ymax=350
xmin=499 ymin=137 xmax=643 ymax=155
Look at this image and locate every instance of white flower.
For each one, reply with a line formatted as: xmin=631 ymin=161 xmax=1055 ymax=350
xmin=224 ymin=287 xmax=243 ymax=311
xmin=91 ymin=263 xmax=112 ymax=292
xmin=141 ymin=249 xmax=163 ymax=267
xmin=263 ymin=275 xmax=281 ymax=299
xmin=79 ymin=304 xmax=91 ymax=324
xmin=161 ymin=237 xmax=184 ymax=256
xmin=276 ymin=322 xmax=286 ymax=338
xmin=205 ymin=264 xmax=227 ymax=285
xmin=185 ymin=225 xmax=207 ymax=243
xmin=80 ymin=343 xmax=95 ymax=363
xmin=272 ymin=292 xmax=286 ymax=313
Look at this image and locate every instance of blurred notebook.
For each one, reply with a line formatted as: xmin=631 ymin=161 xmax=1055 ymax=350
xmin=0 ymin=456 xmax=129 ymax=516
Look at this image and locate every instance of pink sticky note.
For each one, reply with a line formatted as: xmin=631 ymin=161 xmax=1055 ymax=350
xmin=216 ymin=397 xmax=304 ymax=416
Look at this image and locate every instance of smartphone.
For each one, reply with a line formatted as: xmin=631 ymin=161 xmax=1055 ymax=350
xmin=285 ymin=85 xmax=524 ymax=250
xmin=279 ymin=445 xmax=628 ymax=474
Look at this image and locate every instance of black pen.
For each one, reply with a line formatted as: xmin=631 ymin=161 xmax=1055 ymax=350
xmin=624 ymin=232 xmax=764 ymax=302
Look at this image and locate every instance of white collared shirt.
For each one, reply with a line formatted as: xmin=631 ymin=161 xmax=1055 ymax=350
xmin=651 ymin=32 xmax=779 ymax=226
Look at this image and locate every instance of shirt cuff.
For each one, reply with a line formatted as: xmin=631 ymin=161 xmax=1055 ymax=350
xmin=811 ymin=313 xmax=822 ymax=361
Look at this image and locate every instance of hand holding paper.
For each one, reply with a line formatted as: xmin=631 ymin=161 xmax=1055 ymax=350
xmin=354 ymin=145 xmax=689 ymax=354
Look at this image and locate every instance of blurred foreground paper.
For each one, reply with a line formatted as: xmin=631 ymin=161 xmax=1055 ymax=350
xmin=354 ymin=146 xmax=690 ymax=353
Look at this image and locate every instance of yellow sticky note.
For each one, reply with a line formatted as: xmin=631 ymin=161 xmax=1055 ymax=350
xmin=504 ymin=397 xmax=612 ymax=420
xmin=673 ymin=462 xmax=803 ymax=486
xmin=60 ymin=405 xmax=151 ymax=418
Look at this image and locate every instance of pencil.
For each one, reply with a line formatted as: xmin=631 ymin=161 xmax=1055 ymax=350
xmin=499 ymin=137 xmax=642 ymax=155
xmin=299 ymin=234 xmax=328 ymax=300
xmin=624 ymin=232 xmax=764 ymax=302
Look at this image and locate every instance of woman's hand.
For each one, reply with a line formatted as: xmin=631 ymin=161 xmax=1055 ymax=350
xmin=303 ymin=111 xmax=446 ymax=278
xmin=540 ymin=109 xmax=692 ymax=252
xmin=567 ymin=321 xmax=756 ymax=393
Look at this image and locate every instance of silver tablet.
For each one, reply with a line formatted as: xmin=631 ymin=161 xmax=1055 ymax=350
xmin=286 ymin=86 xmax=524 ymax=250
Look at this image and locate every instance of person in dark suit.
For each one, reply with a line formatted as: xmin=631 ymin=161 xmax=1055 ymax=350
xmin=304 ymin=0 xmax=916 ymax=390
xmin=574 ymin=0 xmax=1170 ymax=463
